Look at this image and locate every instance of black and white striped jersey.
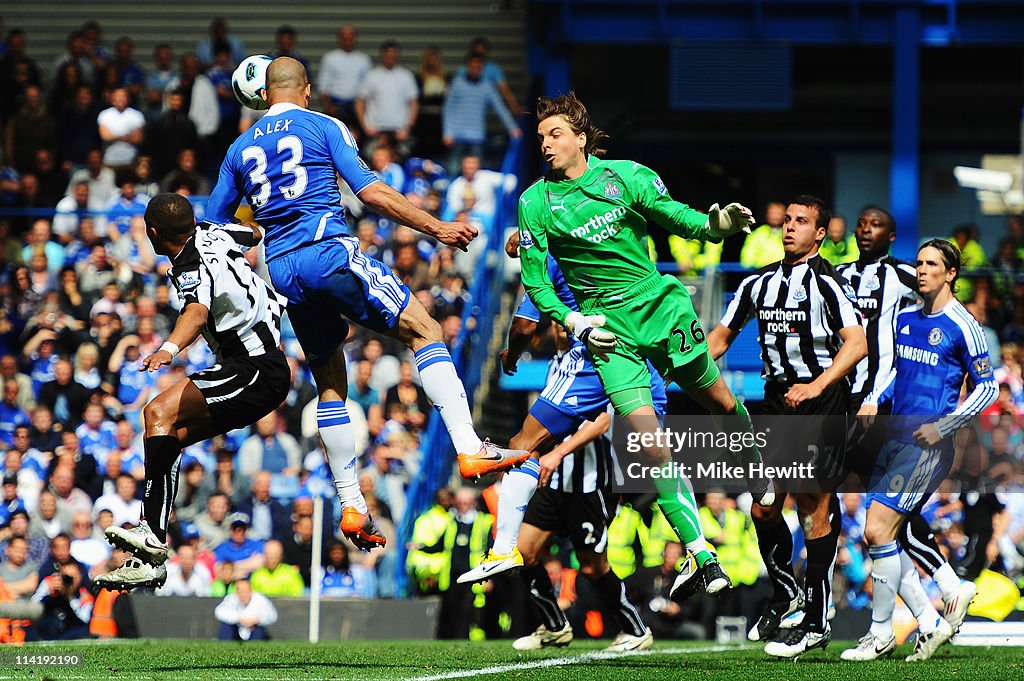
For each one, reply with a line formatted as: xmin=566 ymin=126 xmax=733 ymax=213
xmin=720 ymin=254 xmax=863 ymax=385
xmin=168 ymin=222 xmax=286 ymax=361
xmin=549 ymin=419 xmax=619 ymax=494
xmin=836 ymin=257 xmax=919 ymax=400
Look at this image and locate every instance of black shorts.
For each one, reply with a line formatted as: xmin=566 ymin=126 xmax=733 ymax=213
xmin=845 ymin=400 xmax=892 ymax=488
xmin=758 ymin=380 xmax=851 ymax=483
xmin=189 ymin=349 xmax=291 ymax=433
xmin=523 ymin=483 xmax=618 ymax=554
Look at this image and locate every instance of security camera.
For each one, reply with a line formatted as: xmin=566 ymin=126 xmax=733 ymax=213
xmin=953 ymin=166 xmax=1014 ymax=192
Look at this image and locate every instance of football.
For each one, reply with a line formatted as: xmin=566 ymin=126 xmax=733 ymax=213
xmin=231 ymin=54 xmax=273 ymax=110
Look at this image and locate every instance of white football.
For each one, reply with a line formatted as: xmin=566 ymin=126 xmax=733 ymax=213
xmin=231 ymin=55 xmax=273 ymax=110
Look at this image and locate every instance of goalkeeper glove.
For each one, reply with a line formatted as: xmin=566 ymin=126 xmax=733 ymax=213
xmin=706 ymin=202 xmax=755 ymax=241
xmin=565 ymin=311 xmax=617 ymax=360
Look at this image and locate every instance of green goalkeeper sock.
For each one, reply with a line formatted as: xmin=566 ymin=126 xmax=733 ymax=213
xmin=652 ymin=464 xmax=714 ymax=567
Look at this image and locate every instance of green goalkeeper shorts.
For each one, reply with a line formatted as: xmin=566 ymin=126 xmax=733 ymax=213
xmin=577 ymin=273 xmax=718 ymax=397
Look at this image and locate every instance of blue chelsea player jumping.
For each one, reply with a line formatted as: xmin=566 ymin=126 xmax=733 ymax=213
xmin=206 ymin=58 xmax=528 ymax=550
xmin=842 ymin=239 xmax=997 ymax=663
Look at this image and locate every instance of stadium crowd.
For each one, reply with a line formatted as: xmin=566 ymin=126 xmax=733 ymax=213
xmin=0 ymin=18 xmax=1020 ymax=644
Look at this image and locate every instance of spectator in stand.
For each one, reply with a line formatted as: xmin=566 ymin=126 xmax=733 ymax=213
xmin=348 ymin=360 xmax=382 ymax=423
xmin=238 ymin=411 xmax=302 ymax=478
xmin=321 ymin=539 xmax=374 ymax=597
xmin=356 ymin=40 xmax=419 ymax=156
xmin=106 ymin=337 xmax=153 ymax=431
xmin=72 ymin=343 xmax=103 ymax=392
xmin=0 ymin=379 xmax=29 ymax=446
xmin=214 ymin=513 xmax=265 ymax=578
xmin=1 ymin=472 xmax=27 ymax=523
xmin=444 ymin=154 xmax=510 ymax=219
xmin=210 ymin=559 xmax=236 ymax=597
xmin=159 ymin=148 xmax=208 ymax=195
xmin=318 ymin=25 xmax=371 ymax=133
xmin=68 ymin=511 xmax=109 ymax=572
xmin=819 ymin=214 xmax=858 ymax=265
xmin=25 ymin=248 xmax=57 ymax=297
xmin=33 ymin=562 xmax=93 ymax=640
xmin=360 ymin=338 xmax=400 ymax=393
xmin=2 ymin=357 xmax=34 ymax=412
xmin=370 ymin=146 xmax=405 ymax=192
xmin=215 ymin=578 xmax=276 ymax=641
xmin=143 ymin=89 xmax=199 ymax=182
xmin=48 ymin=61 xmax=84 ymax=117
xmin=79 ymin=247 xmax=127 ymax=305
xmin=950 ymin=223 xmax=987 ymax=303
xmin=11 ymin=174 xmax=45 ymax=234
xmin=97 ymin=86 xmax=145 ymax=170
xmin=164 ymin=54 xmax=219 ymax=163
xmin=49 ymin=437 xmax=100 ymax=503
xmin=111 ymin=37 xmax=145 ymax=108
xmin=414 ymin=46 xmax=448 ymax=159
xmin=67 ymin=148 xmax=117 ymax=209
xmin=202 ymin=445 xmax=251 ymax=508
xmin=195 ymin=492 xmax=232 ymax=550
xmin=455 ymin=37 xmax=520 ymax=115
xmin=38 ymin=359 xmax=91 ymax=427
xmin=52 ymin=181 xmax=94 ymax=245
xmin=30 ymin=149 xmax=68 ymax=207
xmin=173 ymin=459 xmax=209 ymax=522
xmin=29 ymin=490 xmax=70 ymax=539
xmin=158 ymin=544 xmax=211 ymax=597
xmin=280 ymin=511 xmax=318 ymax=587
xmin=0 ymin=508 xmax=48 ymax=565
xmin=0 ymin=534 xmax=38 ymax=598
xmin=0 ymin=220 xmax=22 ymax=268
xmin=442 ymin=50 xmax=520 ymax=175
xmin=740 ymin=200 xmax=786 ymax=269
xmin=0 ymin=29 xmax=42 ymax=121
xmin=21 ymin=220 xmax=64 ymax=272
xmin=236 ymin=472 xmax=291 ymax=543
xmin=385 ymin=361 xmax=430 ymax=432
xmin=5 ymin=84 xmax=56 ymax=173
xmin=250 ymin=539 xmax=304 ymax=597
xmin=79 ymin=21 xmax=110 ymax=79
xmin=7 ymin=431 xmax=47 ymax=497
xmin=93 ymin=474 xmax=141 ymax=528
xmin=103 ymin=171 xmax=149 ymax=241
xmin=144 ymin=43 xmax=176 ymax=119
xmin=206 ymin=43 xmax=241 ymax=164
xmin=270 ymin=25 xmax=309 ymax=73
xmin=37 ymin=532 xmax=89 ymax=585
xmin=196 ymin=18 xmax=246 ymax=69
xmin=281 ymin=357 xmax=316 ymax=444
xmin=392 ymin=243 xmax=432 ymax=292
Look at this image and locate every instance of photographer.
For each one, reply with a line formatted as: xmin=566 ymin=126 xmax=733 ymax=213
xmin=31 ymin=563 xmax=93 ymax=640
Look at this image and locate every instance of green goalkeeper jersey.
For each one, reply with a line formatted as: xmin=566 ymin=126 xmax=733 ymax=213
xmin=518 ymin=155 xmax=714 ymax=325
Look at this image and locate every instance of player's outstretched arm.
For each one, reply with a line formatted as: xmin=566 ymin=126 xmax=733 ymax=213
xmin=501 ymin=316 xmax=539 ymax=376
xmin=537 ymin=411 xmax=611 ymax=488
xmin=357 ymin=182 xmax=476 ymax=251
xmin=707 ymin=324 xmax=739 ymax=361
xmin=140 ymin=303 xmax=208 ymax=373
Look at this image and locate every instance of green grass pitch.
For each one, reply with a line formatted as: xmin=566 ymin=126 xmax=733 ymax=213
xmin=1 ymin=639 xmax=1020 ymax=681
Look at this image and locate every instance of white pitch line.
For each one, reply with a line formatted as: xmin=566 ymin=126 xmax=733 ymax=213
xmin=407 ymin=644 xmax=738 ymax=681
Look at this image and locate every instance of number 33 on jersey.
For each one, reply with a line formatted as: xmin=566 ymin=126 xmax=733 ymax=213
xmin=206 ymin=102 xmax=379 ymax=262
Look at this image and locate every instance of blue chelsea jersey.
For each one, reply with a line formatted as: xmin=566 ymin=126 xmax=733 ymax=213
xmin=874 ymin=300 xmax=995 ymax=440
xmin=516 ymin=255 xmax=578 ymax=324
xmin=206 ymin=102 xmax=379 ymax=261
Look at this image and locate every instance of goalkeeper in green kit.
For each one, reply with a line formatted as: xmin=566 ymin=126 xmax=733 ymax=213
xmin=515 ymin=93 xmax=774 ymax=597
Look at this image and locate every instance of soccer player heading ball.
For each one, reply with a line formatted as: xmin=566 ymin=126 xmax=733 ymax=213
xmin=207 ymin=57 xmax=529 ymax=550
xmin=476 ymin=91 xmax=772 ymax=596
